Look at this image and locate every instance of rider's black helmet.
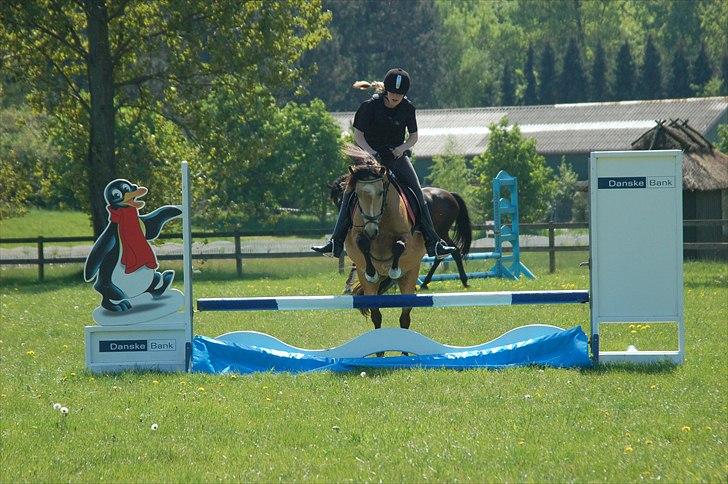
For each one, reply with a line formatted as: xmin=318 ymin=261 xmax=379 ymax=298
xmin=383 ymin=68 xmax=410 ymax=94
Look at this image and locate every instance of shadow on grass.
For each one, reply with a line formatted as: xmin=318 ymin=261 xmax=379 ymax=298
xmin=579 ymin=361 xmax=678 ymax=375
xmin=0 ymin=269 xmax=86 ymax=293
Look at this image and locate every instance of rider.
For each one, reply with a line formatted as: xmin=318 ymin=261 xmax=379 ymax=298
xmin=312 ymin=68 xmax=456 ymax=259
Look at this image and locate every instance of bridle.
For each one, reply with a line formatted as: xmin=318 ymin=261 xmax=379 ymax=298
xmin=353 ymin=176 xmax=390 ymax=230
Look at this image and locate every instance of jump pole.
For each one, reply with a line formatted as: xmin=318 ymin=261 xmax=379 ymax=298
xmin=197 ymin=290 xmax=588 ymax=312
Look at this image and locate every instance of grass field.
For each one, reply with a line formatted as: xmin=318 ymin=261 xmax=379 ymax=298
xmin=1 ymin=251 xmax=726 ymax=482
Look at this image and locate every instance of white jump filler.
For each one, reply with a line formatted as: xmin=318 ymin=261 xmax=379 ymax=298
xmin=589 ymin=150 xmax=684 ymax=364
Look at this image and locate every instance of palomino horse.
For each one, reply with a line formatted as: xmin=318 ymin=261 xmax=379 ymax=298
xmin=343 ymin=146 xmax=426 ymax=330
xmin=330 ymin=170 xmax=472 ymax=290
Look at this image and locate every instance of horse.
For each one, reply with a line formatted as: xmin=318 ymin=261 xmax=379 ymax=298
xmin=342 ymin=145 xmax=427 ymax=331
xmin=329 ymin=168 xmax=473 ymax=290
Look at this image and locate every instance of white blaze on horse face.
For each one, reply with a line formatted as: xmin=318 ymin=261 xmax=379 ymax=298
xmin=357 ymin=180 xmax=385 ymax=239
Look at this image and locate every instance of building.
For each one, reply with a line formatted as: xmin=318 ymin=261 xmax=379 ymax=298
xmin=332 ymin=96 xmax=727 ymax=180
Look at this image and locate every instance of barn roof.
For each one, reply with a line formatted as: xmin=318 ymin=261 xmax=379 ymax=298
xmin=332 ymin=97 xmax=728 ymax=157
xmin=631 ymin=119 xmax=728 ymax=191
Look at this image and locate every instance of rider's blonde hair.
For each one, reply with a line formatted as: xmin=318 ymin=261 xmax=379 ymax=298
xmin=352 ymin=80 xmax=385 ymax=93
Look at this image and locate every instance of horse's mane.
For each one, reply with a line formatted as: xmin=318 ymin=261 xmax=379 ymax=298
xmin=342 ymin=144 xmax=386 ymax=191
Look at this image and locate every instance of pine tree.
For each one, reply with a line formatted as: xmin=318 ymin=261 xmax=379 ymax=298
xmin=523 ymin=44 xmax=538 ymax=105
xmin=539 ymin=42 xmax=557 ymax=104
xmin=560 ymin=38 xmax=587 ymax=103
xmin=500 ymin=61 xmax=516 ymax=106
xmin=613 ymin=41 xmax=635 ymax=101
xmin=691 ymin=42 xmax=712 ymax=95
xmin=668 ymin=44 xmax=691 ymax=98
xmin=591 ymin=41 xmax=608 ymax=101
xmin=640 ymin=36 xmax=662 ymax=99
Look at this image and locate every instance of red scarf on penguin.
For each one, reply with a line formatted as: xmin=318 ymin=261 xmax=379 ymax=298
xmin=108 ymin=206 xmax=158 ymax=273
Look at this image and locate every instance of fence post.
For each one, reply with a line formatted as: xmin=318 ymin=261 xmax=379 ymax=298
xmin=37 ymin=236 xmax=45 ymax=281
xmin=548 ymin=222 xmax=556 ymax=274
xmin=235 ymin=234 xmax=243 ymax=278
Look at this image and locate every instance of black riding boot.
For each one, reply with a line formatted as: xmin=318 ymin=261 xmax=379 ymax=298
xmin=312 ymin=190 xmax=355 ymax=257
xmin=417 ymin=196 xmax=456 ymax=258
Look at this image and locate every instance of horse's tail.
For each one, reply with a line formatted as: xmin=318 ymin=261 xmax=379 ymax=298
xmin=450 ymin=192 xmax=473 ymax=258
xmin=352 ymin=80 xmax=385 ymax=92
xmin=350 ymin=275 xmax=394 ymax=318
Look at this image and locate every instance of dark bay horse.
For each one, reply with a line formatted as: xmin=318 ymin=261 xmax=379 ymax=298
xmin=330 ymin=169 xmax=473 ymax=290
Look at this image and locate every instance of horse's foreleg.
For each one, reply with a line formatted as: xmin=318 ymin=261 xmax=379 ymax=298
xmin=397 ymin=269 xmax=420 ymax=331
xmin=356 ymin=234 xmax=379 ymax=283
xmin=388 ymin=239 xmax=406 ymax=279
xmin=370 ymin=302 xmax=383 ymax=357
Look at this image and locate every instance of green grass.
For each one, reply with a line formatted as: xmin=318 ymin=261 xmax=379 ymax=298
xmin=1 ymin=255 xmax=726 ymax=482
xmin=0 ymin=209 xmax=94 ymax=238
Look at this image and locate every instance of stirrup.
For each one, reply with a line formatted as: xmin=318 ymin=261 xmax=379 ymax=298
xmin=427 ymin=240 xmax=455 ymax=259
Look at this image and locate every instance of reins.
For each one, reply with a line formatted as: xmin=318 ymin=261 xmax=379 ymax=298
xmin=352 ymin=176 xmax=390 ymax=229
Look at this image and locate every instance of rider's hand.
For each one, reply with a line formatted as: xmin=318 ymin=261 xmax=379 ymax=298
xmin=391 ymin=145 xmax=406 ymax=158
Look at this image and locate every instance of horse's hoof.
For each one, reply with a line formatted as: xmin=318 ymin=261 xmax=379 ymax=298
xmin=388 ymin=267 xmax=402 ymax=279
xmin=365 ymin=272 xmax=380 ymax=283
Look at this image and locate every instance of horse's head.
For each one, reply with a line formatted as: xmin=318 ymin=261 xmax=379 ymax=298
xmin=344 ymin=148 xmax=389 ymax=239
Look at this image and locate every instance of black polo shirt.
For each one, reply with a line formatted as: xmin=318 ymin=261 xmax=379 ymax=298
xmin=352 ymin=94 xmax=417 ymax=153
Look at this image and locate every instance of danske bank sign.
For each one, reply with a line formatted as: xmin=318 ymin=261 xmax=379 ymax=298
xmin=598 ymin=176 xmax=675 ymax=189
xmin=99 ymin=339 xmax=176 ymax=352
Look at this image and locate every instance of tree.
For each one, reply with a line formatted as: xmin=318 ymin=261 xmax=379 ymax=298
xmin=267 ymin=100 xmax=348 ymax=223
xmin=0 ymin=107 xmax=62 ymax=217
xmin=716 ymin=124 xmax=728 ymax=154
xmin=523 ymin=44 xmax=538 ymax=105
xmin=300 ymin=0 xmax=446 ymax=111
xmin=500 ymin=61 xmax=516 ymax=106
xmin=550 ymin=158 xmax=578 ymax=222
xmin=471 ymin=117 xmax=555 ymax=222
xmin=640 ymin=35 xmax=662 ymax=99
xmin=691 ymin=42 xmax=713 ymax=95
xmin=538 ymin=42 xmax=557 ymax=104
xmin=613 ymin=41 xmax=635 ymax=101
xmin=668 ymin=44 xmax=691 ymax=99
xmin=560 ymin=38 xmax=587 ymax=103
xmin=591 ymin=41 xmax=608 ymax=101
xmin=0 ymin=1 xmax=330 ymax=235
xmin=426 ymin=137 xmax=476 ymax=212
xmin=722 ymin=54 xmax=728 ymax=95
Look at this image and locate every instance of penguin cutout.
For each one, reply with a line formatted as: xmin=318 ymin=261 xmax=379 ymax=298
xmin=84 ymin=179 xmax=183 ymax=325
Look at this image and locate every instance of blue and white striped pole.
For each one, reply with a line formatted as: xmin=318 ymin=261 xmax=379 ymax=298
xmin=197 ymin=290 xmax=589 ymax=312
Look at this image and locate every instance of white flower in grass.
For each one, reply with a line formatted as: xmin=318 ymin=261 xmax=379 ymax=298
xmin=60 ymin=407 xmax=69 ymax=416
xmin=360 ymin=371 xmax=367 ymax=378
xmin=53 ymin=403 xmax=62 ymax=411
xmin=151 ymin=423 xmax=159 ymax=431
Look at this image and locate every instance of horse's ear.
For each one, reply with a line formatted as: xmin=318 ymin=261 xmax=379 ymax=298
xmin=348 ymin=165 xmax=355 ymax=174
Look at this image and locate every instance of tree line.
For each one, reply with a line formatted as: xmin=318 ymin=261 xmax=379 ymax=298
xmin=1 ymin=0 xmax=726 ymax=234
xmin=301 ymin=0 xmax=728 ymax=110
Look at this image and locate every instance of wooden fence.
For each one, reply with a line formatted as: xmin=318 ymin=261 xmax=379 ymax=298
xmin=1 ymin=221 xmax=726 ymax=281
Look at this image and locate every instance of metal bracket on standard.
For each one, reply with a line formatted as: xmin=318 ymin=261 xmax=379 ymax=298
xmin=589 ymin=334 xmax=599 ymax=363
